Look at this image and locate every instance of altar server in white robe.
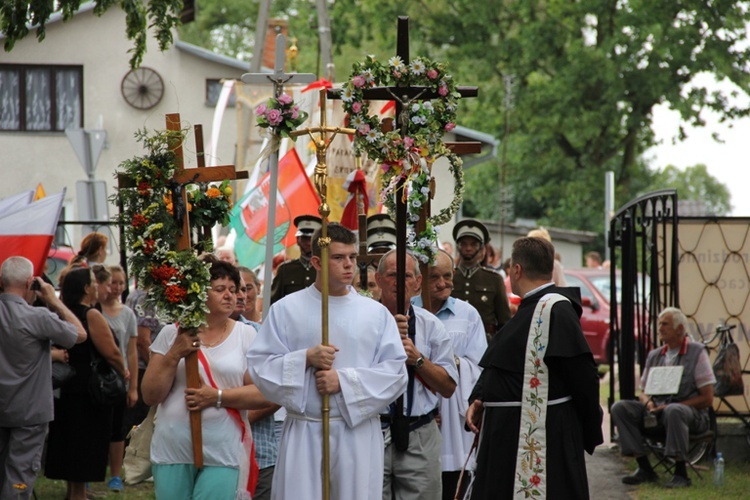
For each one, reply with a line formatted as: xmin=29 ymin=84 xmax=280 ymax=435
xmin=412 ymin=249 xmax=486 ymax=500
xmin=247 ymin=223 xmax=408 ymax=500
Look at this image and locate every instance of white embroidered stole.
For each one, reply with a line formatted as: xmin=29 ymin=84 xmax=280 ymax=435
xmin=513 ymin=293 xmax=568 ymax=499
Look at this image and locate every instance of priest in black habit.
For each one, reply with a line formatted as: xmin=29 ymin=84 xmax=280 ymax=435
xmin=466 ymin=237 xmax=603 ymax=499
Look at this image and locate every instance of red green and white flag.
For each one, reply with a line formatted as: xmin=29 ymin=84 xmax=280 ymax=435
xmin=230 ymin=149 xmax=319 ymax=269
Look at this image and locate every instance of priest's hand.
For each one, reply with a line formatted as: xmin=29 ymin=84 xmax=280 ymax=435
xmin=306 ymin=344 xmax=339 ymax=370
xmin=394 ymin=314 xmax=409 ymax=337
xmin=315 ymin=369 xmax=341 ymax=395
xmin=466 ymin=399 xmax=484 ymax=434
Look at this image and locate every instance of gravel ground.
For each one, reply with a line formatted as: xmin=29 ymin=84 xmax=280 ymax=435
xmin=587 ymin=443 xmax=637 ymax=499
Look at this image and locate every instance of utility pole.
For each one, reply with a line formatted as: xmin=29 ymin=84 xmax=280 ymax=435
xmin=250 ymin=0 xmax=272 ymax=72
xmin=316 ymin=0 xmax=334 ymax=80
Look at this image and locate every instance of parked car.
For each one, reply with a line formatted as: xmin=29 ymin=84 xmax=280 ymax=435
xmin=45 ymin=245 xmax=76 ymax=289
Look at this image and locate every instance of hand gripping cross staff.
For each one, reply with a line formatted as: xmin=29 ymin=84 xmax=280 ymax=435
xmin=289 ymin=89 xmax=355 ymax=500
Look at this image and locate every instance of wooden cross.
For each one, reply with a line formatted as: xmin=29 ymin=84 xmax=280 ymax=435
xmin=241 ymin=33 xmax=316 ymax=320
xmin=329 ymin=16 xmax=480 ymax=314
xmin=118 ymin=112 xmax=248 ymax=468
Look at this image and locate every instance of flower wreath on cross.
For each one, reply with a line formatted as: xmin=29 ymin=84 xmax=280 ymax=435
xmin=114 ymin=128 xmax=232 ymax=329
xmin=341 ymin=55 xmax=465 ymax=264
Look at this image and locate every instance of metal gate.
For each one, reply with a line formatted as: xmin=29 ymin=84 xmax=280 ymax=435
xmin=608 ymin=189 xmax=679 ymax=405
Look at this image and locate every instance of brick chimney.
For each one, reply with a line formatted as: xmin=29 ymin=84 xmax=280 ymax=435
xmin=262 ymin=19 xmax=289 ymax=70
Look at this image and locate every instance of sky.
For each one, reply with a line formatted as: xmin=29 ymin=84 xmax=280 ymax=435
xmin=647 ymin=80 xmax=750 ymax=217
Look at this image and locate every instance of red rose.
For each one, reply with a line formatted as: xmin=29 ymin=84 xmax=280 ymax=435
xmin=530 ymin=475 xmax=541 ymax=486
xmin=138 ymin=181 xmax=151 ymax=195
xmin=529 ymin=377 xmax=541 ymax=389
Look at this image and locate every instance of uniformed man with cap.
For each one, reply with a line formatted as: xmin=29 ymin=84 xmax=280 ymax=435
xmin=366 ymin=214 xmax=397 ymax=254
xmin=451 ymin=219 xmax=511 ymax=339
xmin=270 ymin=214 xmax=323 ymax=304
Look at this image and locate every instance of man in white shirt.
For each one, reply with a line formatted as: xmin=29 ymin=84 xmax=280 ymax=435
xmin=376 ymin=249 xmax=458 ymax=500
xmin=412 ymin=249 xmax=486 ymax=500
xmin=247 ymin=223 xmax=408 ymax=500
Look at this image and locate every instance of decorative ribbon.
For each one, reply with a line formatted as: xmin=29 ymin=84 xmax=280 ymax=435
xmin=340 ymin=169 xmax=368 ymax=230
xmin=256 ymin=133 xmax=282 ymax=170
xmin=197 ymin=350 xmax=259 ymax=498
xmin=301 ymin=78 xmax=333 ymax=93
xmin=513 ymin=293 xmax=568 ymax=498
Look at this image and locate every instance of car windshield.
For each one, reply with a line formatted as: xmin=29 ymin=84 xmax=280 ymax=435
xmin=588 ymin=274 xmax=649 ymax=305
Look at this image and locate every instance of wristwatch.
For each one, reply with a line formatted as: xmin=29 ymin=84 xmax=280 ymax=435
xmin=415 ymin=355 xmax=425 ymax=369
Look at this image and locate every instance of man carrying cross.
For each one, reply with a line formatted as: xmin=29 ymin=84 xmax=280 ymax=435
xmin=247 ymin=223 xmax=408 ymax=500
xmin=465 ymin=237 xmax=602 ymax=499
xmin=376 ymin=248 xmax=458 ymax=500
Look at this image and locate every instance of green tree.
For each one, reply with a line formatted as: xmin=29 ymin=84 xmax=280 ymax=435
xmin=647 ymin=164 xmax=732 ymax=216
xmin=1 ymin=0 xmax=184 ymax=68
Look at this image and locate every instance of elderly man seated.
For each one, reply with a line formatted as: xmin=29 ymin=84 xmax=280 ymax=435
xmin=611 ymin=307 xmax=715 ymax=488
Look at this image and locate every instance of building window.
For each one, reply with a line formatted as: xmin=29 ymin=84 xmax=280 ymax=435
xmin=206 ymin=79 xmax=236 ymax=107
xmin=0 ymin=64 xmax=83 ymax=132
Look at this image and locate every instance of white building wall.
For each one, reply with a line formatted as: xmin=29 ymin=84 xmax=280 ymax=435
xmin=0 ymin=6 xmax=244 ymax=258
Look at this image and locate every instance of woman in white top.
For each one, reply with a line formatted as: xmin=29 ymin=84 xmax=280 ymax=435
xmin=142 ymin=257 xmax=268 ymax=500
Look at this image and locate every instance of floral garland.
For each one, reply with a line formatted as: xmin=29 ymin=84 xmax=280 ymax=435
xmin=115 ymin=128 xmax=231 ymax=329
xmin=341 ymin=55 xmax=464 ymax=264
xmin=256 ymin=93 xmax=308 ymax=139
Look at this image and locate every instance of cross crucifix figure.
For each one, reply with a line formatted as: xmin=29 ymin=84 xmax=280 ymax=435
xmin=288 ymin=88 xmax=356 ymax=500
xmin=118 ymin=112 xmax=248 ymax=468
xmin=329 ymin=16 xmax=480 ymax=311
xmin=241 ymin=33 xmax=316 ymax=320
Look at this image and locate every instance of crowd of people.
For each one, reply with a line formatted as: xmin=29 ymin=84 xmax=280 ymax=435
xmin=3 ymin=215 xmax=714 ymax=500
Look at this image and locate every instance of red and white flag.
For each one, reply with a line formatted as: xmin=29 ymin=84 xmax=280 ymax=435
xmin=0 ymin=190 xmax=65 ymax=276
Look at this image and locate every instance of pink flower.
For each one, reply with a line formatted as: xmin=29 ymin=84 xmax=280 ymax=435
xmin=403 ymin=136 xmax=414 ymax=149
xmin=393 ymin=71 xmax=402 ymax=78
xmin=266 ymin=109 xmax=283 ymax=126
xmin=438 ymin=85 xmax=449 ymax=97
xmin=444 ymin=122 xmax=456 ymax=132
xmin=529 ymin=377 xmax=541 ymax=389
xmin=277 ymin=93 xmax=293 ymax=105
xmin=255 ymin=104 xmax=267 ymax=116
xmin=352 ymin=75 xmax=366 ymax=88
xmin=291 ymin=106 xmax=300 ymax=120
xmin=358 ymin=123 xmax=370 ymax=135
xmin=530 ymin=475 xmax=541 ymax=486
xmin=351 ymin=102 xmax=363 ymax=114
xmin=427 ymin=69 xmax=438 ymax=80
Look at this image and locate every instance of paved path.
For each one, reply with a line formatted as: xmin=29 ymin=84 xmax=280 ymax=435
xmin=586 ymin=444 xmax=636 ymax=499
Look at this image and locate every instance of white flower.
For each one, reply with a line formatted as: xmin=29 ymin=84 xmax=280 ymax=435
xmin=389 ymin=56 xmax=403 ymax=68
xmin=423 ymin=101 xmax=434 ymax=112
xmin=350 ymin=115 xmax=365 ymax=129
xmin=421 ymin=186 xmax=430 ymax=195
xmin=412 ymin=103 xmax=421 ymax=113
xmin=365 ymin=129 xmax=379 ymax=143
xmin=410 ymin=59 xmax=426 ymax=75
xmin=363 ymin=70 xmax=375 ymax=83
xmin=341 ymin=86 xmax=355 ymax=102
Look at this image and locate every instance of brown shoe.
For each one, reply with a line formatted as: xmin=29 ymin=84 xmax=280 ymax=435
xmin=622 ymin=468 xmax=658 ymax=485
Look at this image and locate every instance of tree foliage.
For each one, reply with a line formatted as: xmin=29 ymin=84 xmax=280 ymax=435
xmin=1 ymin=0 xmax=183 ymax=68
xmin=647 ymin=164 xmax=732 ymax=216
xmin=4 ymin=0 xmax=745 ymax=236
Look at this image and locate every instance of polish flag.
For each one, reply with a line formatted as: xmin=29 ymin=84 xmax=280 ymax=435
xmin=0 ymin=190 xmax=65 ymax=276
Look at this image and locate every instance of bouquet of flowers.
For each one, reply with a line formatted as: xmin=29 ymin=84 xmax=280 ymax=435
xmin=256 ymin=93 xmax=308 ymax=138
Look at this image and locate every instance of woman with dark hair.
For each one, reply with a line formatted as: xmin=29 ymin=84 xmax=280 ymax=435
xmin=44 ymin=267 xmax=128 ymax=500
xmin=69 ymin=232 xmax=109 ymax=267
xmin=142 ymin=256 xmax=269 ymax=500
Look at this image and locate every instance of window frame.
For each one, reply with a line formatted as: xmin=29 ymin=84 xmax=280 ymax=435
xmin=0 ymin=64 xmax=84 ymax=133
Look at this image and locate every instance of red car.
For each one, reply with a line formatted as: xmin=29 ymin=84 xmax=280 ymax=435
xmin=564 ymin=268 xmax=649 ymax=365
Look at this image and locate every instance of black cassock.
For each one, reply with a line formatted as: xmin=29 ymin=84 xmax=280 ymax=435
xmin=469 ymin=286 xmax=603 ymax=499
